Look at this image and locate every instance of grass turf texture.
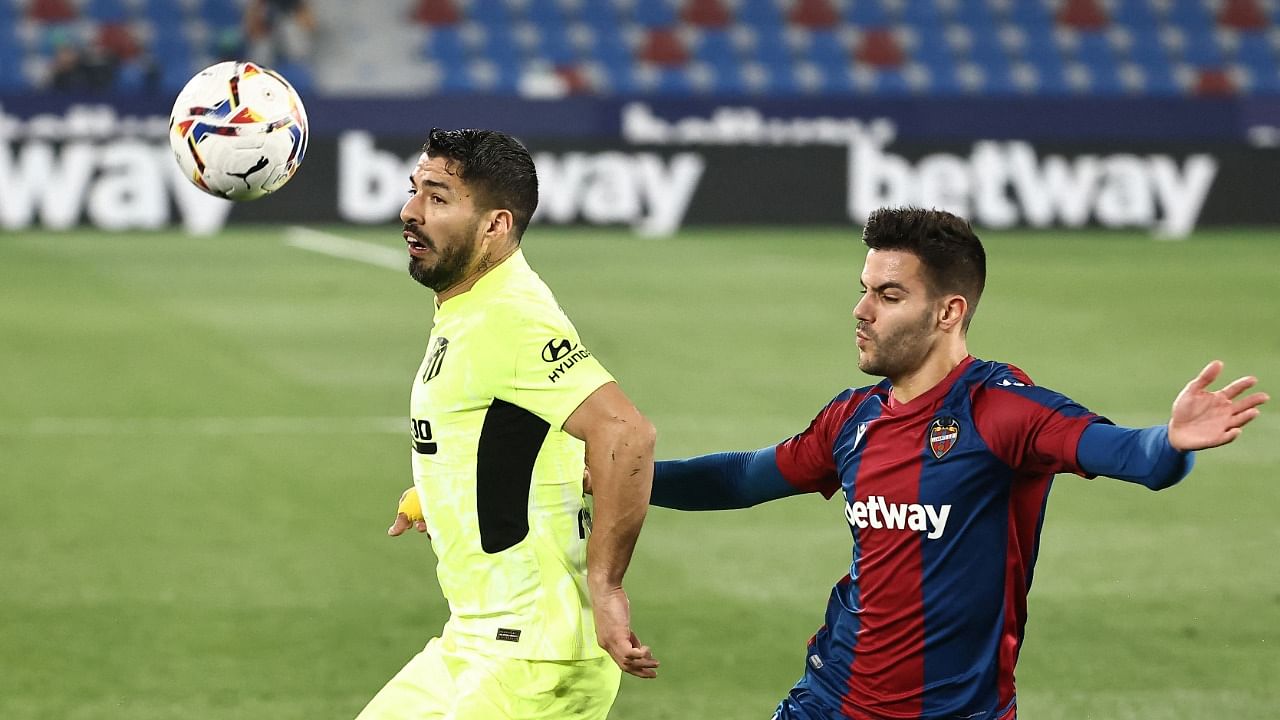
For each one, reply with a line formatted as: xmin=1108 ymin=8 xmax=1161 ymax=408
xmin=1 ymin=225 xmax=1277 ymax=719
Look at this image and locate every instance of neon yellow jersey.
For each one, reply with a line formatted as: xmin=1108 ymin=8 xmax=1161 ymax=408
xmin=409 ymin=249 xmax=614 ymax=661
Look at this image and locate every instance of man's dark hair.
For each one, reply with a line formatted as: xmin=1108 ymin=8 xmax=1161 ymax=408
xmin=862 ymin=207 xmax=986 ymax=329
xmin=423 ymin=128 xmax=539 ymax=241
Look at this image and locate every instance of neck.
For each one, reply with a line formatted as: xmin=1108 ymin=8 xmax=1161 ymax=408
xmin=888 ymin=337 xmax=969 ymax=405
xmin=436 ymin=244 xmax=519 ymax=304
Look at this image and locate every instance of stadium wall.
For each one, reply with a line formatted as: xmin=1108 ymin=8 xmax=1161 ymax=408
xmin=2 ymin=96 xmax=1277 ymax=237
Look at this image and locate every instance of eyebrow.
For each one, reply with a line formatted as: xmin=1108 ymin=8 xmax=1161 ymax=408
xmin=407 ymin=176 xmax=453 ymax=193
xmin=860 ymin=280 xmax=910 ymax=293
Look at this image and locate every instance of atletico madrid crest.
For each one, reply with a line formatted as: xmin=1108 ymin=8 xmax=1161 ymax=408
xmin=929 ymin=417 xmax=960 ymax=459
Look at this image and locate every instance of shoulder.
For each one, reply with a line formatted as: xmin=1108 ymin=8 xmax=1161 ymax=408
xmin=814 ymin=382 xmax=890 ymax=424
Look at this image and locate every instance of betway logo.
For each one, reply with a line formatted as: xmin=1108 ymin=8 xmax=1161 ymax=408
xmin=0 ymin=139 xmax=232 ymax=234
xmin=847 ymin=133 xmax=1217 ymax=238
xmin=844 ymin=496 xmax=952 ymax=540
xmin=337 ymin=132 xmax=703 ymax=236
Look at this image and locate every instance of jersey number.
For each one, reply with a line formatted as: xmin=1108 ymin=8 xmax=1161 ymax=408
xmin=411 ymin=418 xmax=437 ymax=455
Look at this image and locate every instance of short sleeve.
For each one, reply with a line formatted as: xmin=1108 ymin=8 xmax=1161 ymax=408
xmin=972 ymin=367 xmax=1110 ymax=477
xmin=773 ymin=390 xmax=861 ymax=499
xmin=494 ymin=304 xmax=615 ymax=431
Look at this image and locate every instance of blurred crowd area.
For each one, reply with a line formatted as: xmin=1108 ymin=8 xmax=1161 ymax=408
xmin=2 ymin=0 xmax=1279 ymax=97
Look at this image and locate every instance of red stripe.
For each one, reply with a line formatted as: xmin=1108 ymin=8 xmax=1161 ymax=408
xmin=997 ymin=473 xmax=1052 ymax=711
xmin=841 ymin=415 xmax=927 ymax=719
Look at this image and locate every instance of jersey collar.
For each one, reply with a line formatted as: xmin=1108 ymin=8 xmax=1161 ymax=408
xmin=435 ymin=248 xmax=528 ymax=312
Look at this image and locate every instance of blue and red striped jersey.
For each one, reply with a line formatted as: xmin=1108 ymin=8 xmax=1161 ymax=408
xmin=774 ymin=356 xmax=1108 ymax=720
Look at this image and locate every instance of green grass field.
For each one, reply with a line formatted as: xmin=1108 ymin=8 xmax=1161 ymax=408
xmin=1 ymin=225 xmax=1277 ymax=719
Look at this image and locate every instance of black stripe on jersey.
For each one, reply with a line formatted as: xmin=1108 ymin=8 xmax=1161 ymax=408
xmin=476 ymin=399 xmax=550 ymax=554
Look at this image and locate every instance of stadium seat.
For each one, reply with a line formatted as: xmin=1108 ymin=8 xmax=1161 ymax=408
xmin=99 ymin=23 xmax=142 ymax=60
xmin=468 ymin=0 xmax=514 ymax=25
xmin=421 ymin=26 xmax=469 ymax=64
xmin=1056 ymin=0 xmax=1109 ymax=31
xmin=632 ymin=0 xmax=677 ymax=28
xmin=28 ymin=0 xmax=77 ymax=22
xmin=682 ymin=0 xmax=732 ymax=29
xmin=1219 ymin=0 xmax=1269 ymax=30
xmin=855 ymin=28 xmax=904 ymax=67
xmin=845 ymin=0 xmax=891 ymax=27
xmin=737 ymin=0 xmax=783 ymax=25
xmin=1194 ymin=67 xmax=1238 ymax=95
xmin=412 ymin=0 xmax=462 ymax=26
xmin=84 ymin=0 xmax=131 ymax=23
xmin=789 ymin=0 xmax=840 ymax=29
xmin=638 ymin=27 xmax=690 ymax=66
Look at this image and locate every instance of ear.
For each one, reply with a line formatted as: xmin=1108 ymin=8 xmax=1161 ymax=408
xmin=937 ymin=294 xmax=968 ymax=333
xmin=481 ymin=208 xmax=514 ymax=242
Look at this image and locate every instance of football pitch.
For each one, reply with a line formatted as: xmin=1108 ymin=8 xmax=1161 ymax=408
xmin=1 ymin=224 xmax=1277 ymax=719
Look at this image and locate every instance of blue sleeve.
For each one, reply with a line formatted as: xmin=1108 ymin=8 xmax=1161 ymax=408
xmin=651 ymin=447 xmax=802 ymax=510
xmin=1077 ymin=424 xmax=1195 ymax=491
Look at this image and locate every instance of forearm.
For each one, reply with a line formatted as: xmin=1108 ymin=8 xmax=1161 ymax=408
xmin=652 ymin=447 xmax=799 ymax=510
xmin=1077 ymin=424 xmax=1195 ymax=491
xmin=586 ymin=418 xmax=656 ymax=590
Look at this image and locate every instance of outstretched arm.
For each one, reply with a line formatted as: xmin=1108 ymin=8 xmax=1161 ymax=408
xmin=1078 ymin=361 xmax=1267 ymax=491
xmin=652 ymin=447 xmax=804 ymax=510
xmin=1077 ymin=425 xmax=1193 ymax=491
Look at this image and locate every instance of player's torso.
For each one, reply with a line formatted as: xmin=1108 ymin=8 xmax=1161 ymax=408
xmin=408 ymin=295 xmax=598 ymax=660
xmin=809 ymin=362 xmax=1026 ymax=718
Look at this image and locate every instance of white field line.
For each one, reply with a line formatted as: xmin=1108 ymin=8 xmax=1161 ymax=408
xmin=1 ymin=417 xmax=406 ymax=436
xmin=284 ymin=226 xmax=404 ymax=270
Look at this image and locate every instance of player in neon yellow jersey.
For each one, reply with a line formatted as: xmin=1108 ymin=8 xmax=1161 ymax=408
xmin=355 ymin=128 xmax=658 ymax=720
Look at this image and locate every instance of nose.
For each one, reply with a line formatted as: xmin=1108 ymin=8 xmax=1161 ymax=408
xmin=853 ymin=293 xmax=872 ymax=323
xmin=400 ymin=194 xmax=422 ymax=226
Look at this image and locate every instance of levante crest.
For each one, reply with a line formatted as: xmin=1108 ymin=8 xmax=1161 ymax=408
xmin=928 ymin=416 xmax=960 ymax=459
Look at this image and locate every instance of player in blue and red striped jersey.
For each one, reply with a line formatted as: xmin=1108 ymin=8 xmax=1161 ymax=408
xmin=651 ymin=207 xmax=1268 ymax=720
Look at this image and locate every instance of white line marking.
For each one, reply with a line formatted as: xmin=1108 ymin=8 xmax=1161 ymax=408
xmin=1 ymin=417 xmax=406 ymax=436
xmin=284 ymin=226 xmax=404 ymax=270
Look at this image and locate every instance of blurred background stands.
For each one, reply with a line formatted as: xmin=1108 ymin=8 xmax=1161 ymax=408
xmin=0 ymin=0 xmax=1276 ymax=97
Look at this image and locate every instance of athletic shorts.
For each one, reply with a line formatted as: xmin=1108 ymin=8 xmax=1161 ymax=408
xmin=355 ymin=635 xmax=621 ymax=720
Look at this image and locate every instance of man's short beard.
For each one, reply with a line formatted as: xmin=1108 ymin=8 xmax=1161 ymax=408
xmin=408 ymin=223 xmax=481 ymax=292
xmin=857 ymin=306 xmax=936 ymax=378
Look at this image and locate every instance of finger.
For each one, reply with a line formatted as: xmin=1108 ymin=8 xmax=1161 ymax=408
xmin=622 ymin=661 xmax=659 ymax=679
xmin=1219 ymin=376 xmax=1258 ymax=400
xmin=388 ymin=512 xmax=410 ymax=536
xmin=414 ymin=519 xmax=429 ymax=534
xmin=1187 ymin=360 xmax=1223 ymax=393
xmin=1233 ymin=391 xmax=1270 ymax=413
xmin=1226 ymin=407 xmax=1263 ymax=431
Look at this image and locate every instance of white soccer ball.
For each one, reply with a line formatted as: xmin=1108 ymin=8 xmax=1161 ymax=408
xmin=168 ymin=61 xmax=309 ymax=201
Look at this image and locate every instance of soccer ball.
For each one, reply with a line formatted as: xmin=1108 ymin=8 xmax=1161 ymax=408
xmin=168 ymin=61 xmax=309 ymax=201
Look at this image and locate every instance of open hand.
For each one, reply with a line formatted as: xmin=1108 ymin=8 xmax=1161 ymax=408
xmin=1168 ymin=361 xmax=1268 ymax=451
xmin=592 ymin=585 xmax=659 ymax=679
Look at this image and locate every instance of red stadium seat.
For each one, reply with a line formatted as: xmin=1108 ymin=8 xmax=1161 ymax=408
xmin=99 ymin=23 xmax=141 ymax=61
xmin=682 ymin=0 xmax=732 ymax=29
xmin=856 ymin=28 xmax=904 ymax=68
xmin=1195 ymin=67 xmax=1237 ymax=95
xmin=638 ymin=27 xmax=690 ymax=66
xmin=554 ymin=64 xmax=592 ymax=94
xmin=1056 ymin=0 xmax=1109 ymax=31
xmin=29 ymin=0 xmax=77 ymax=22
xmin=412 ymin=0 xmax=462 ymax=26
xmin=1218 ymin=0 xmax=1268 ymax=30
xmin=789 ymin=0 xmax=840 ymax=30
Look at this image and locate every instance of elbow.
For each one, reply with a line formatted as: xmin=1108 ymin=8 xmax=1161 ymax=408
xmin=635 ymin=416 xmax=657 ymax=454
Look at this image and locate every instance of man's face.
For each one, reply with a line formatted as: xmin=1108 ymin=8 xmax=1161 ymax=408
xmin=400 ymin=153 xmax=484 ymax=293
xmin=852 ymin=249 xmax=939 ymax=378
